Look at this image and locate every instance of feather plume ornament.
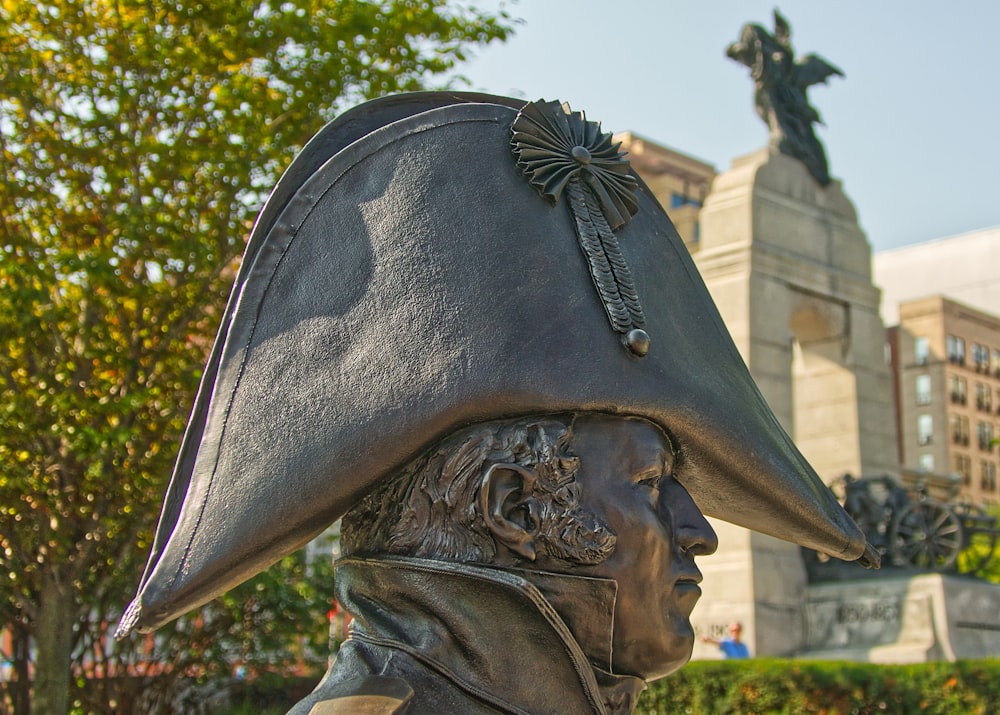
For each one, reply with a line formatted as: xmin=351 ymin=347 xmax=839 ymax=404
xmin=511 ymin=100 xmax=649 ymax=357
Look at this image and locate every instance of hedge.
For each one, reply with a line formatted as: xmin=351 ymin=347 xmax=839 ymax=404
xmin=215 ymin=660 xmax=1000 ymax=714
xmin=636 ymin=659 xmax=1000 ymax=715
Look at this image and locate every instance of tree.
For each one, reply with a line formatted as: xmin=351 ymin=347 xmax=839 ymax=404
xmin=956 ymin=504 xmax=1000 ymax=583
xmin=0 ymin=2 xmax=512 ymax=712
xmin=68 ymin=551 xmax=338 ymax=714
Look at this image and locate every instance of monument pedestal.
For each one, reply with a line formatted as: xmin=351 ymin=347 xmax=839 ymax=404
xmin=800 ymin=574 xmax=1000 ymax=662
xmin=689 ymin=147 xmax=898 ymax=658
xmin=692 ymin=147 xmax=897 ymax=481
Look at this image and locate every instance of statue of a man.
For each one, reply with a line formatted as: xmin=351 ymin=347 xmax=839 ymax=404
xmin=117 ymin=94 xmax=876 ymax=714
xmin=727 ymin=10 xmax=844 ymax=185
xmin=305 ymin=414 xmax=715 ymax=713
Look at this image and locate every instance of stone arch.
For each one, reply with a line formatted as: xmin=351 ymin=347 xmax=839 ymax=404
xmin=787 ymin=290 xmax=862 ymax=480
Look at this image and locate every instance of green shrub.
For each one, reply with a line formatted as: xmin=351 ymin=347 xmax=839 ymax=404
xmin=636 ymin=659 xmax=1000 ymax=715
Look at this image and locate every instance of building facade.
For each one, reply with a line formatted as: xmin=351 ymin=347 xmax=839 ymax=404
xmin=889 ymin=295 xmax=1000 ymax=507
xmin=874 ymin=226 xmax=1000 ymax=326
xmin=615 ymin=132 xmax=715 ymax=249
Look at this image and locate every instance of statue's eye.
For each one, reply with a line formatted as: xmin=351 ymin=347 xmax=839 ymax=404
xmin=638 ymin=474 xmax=662 ymax=491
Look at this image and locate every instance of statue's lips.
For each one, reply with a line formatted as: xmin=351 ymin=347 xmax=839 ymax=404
xmin=672 ymin=580 xmax=703 ymax=615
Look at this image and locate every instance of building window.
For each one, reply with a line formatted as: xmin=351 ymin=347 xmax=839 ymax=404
xmin=914 ymin=336 xmax=930 ymax=365
xmin=993 ymin=349 xmax=1000 ymax=378
xmin=915 ymin=374 xmax=931 ymax=405
xmin=955 ymin=454 xmax=972 ymax=485
xmin=976 ymin=382 xmax=994 ymax=412
xmin=917 ymin=415 xmax=933 ymax=446
xmin=973 ymin=343 xmax=990 ymax=371
xmin=977 ymin=421 xmax=995 ymax=451
xmin=919 ymin=453 xmax=935 ymax=471
xmin=981 ymin=461 xmax=997 ymax=492
xmin=951 ymin=414 xmax=970 ymax=446
xmin=949 ymin=374 xmax=967 ymax=405
xmin=947 ymin=335 xmax=965 ymax=365
xmin=670 ymin=192 xmax=702 ymax=209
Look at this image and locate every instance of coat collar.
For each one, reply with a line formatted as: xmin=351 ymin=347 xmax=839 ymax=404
xmin=335 ymin=556 xmax=646 ymax=715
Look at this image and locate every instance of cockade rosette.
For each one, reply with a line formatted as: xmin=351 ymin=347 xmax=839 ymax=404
xmin=511 ymin=100 xmax=638 ymax=230
xmin=511 ymin=100 xmax=649 ymax=357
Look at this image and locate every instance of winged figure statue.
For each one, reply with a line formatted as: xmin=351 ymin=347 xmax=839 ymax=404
xmin=727 ymin=9 xmax=843 ymax=185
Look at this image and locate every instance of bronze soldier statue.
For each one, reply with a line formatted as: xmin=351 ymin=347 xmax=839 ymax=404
xmin=727 ymin=10 xmax=844 ymax=185
xmin=118 ymin=94 xmax=877 ymax=714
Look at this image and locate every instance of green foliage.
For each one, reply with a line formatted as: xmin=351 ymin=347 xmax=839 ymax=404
xmin=217 ymin=675 xmax=319 ymax=715
xmin=66 ymin=552 xmax=336 ymax=714
xmin=0 ymin=1 xmax=512 ymax=712
xmin=637 ymin=659 xmax=1000 ymax=715
xmin=956 ymin=505 xmax=1000 ymax=582
xmin=214 ymin=550 xmax=337 ymax=673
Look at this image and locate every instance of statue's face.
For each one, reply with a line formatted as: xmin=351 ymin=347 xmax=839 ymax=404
xmin=565 ymin=414 xmax=718 ymax=681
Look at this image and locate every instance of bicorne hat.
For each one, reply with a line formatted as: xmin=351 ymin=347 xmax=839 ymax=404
xmin=119 ymin=93 xmax=876 ymax=636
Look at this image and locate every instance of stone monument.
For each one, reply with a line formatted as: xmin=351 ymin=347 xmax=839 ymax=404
xmin=117 ymin=93 xmax=876 ymax=713
xmin=687 ymin=12 xmax=898 ymax=658
xmin=799 ymin=474 xmax=1000 ymax=662
xmin=802 ymin=572 xmax=1000 ymax=662
xmin=614 ymin=11 xmax=998 ymax=667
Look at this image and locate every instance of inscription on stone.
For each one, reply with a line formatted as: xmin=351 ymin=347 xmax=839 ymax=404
xmin=806 ymin=594 xmax=907 ymax=650
xmin=836 ymin=601 xmax=901 ymax=626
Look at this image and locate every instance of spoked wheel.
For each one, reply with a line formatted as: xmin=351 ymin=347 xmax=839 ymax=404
xmin=889 ymin=500 xmax=963 ymax=570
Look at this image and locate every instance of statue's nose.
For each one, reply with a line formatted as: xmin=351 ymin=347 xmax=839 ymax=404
xmin=668 ymin=481 xmax=719 ymax=557
xmin=678 ymin=515 xmax=718 ymax=557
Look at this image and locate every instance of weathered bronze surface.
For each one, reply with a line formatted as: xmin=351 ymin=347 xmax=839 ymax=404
xmin=727 ymin=9 xmax=843 ymax=186
xmin=119 ymin=93 xmax=877 ymax=714
xmin=296 ymin=415 xmax=714 ymax=714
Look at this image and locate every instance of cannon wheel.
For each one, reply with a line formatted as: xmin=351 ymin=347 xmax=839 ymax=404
xmin=889 ymin=500 xmax=963 ymax=570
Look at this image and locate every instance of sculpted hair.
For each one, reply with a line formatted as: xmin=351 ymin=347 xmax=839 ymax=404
xmin=341 ymin=416 xmax=616 ymax=566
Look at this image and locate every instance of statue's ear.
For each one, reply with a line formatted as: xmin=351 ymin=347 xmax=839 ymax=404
xmin=479 ymin=463 xmax=540 ymax=561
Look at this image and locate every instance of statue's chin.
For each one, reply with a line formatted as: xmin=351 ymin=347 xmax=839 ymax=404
xmin=624 ymin=633 xmax=695 ymax=683
xmin=643 ymin=654 xmax=694 ymax=683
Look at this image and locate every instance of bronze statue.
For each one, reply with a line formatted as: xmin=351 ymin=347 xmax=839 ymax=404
xmin=727 ymin=9 xmax=844 ymax=185
xmin=308 ymin=414 xmax=714 ymax=713
xmin=117 ymin=94 xmax=877 ymax=714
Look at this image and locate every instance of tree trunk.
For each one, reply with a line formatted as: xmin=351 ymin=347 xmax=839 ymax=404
xmin=31 ymin=567 xmax=76 ymax=715
xmin=8 ymin=623 xmax=32 ymax=714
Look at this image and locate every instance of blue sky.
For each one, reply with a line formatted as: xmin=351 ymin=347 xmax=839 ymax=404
xmin=455 ymin=1 xmax=1000 ymax=252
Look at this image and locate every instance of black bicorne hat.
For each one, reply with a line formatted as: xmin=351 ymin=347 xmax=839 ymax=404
xmin=118 ymin=93 xmax=877 ymax=637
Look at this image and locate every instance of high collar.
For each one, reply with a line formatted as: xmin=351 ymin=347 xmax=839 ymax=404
xmin=335 ymin=556 xmax=646 ymax=715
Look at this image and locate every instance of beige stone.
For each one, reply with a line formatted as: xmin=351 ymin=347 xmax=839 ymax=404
xmin=695 ymin=147 xmax=897 ymax=482
xmin=801 ymin=574 xmax=1000 ymax=662
xmin=634 ymin=146 xmax=899 ymax=657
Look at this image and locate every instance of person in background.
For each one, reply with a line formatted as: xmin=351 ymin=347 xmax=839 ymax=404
xmin=702 ymin=622 xmax=751 ymax=659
